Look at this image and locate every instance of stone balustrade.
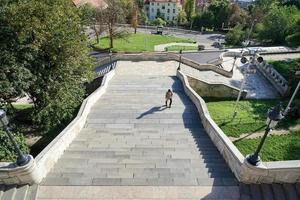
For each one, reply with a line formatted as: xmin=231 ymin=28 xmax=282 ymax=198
xmin=256 ymin=61 xmax=290 ymax=97
xmin=0 ymin=70 xmax=116 ymax=185
xmin=177 ymin=70 xmax=300 ymax=184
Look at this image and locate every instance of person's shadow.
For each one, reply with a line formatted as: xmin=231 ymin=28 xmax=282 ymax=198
xmin=136 ymin=106 xmax=167 ymax=119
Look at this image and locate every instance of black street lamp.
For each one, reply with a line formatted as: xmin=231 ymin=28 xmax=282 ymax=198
xmin=177 ymin=49 xmax=182 ymax=71
xmin=109 ymin=49 xmax=113 ymax=71
xmin=247 ymin=104 xmax=284 ymax=166
xmin=0 ymin=109 xmax=29 ymax=166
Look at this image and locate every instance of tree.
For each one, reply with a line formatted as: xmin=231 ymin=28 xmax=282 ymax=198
xmin=131 ymin=2 xmax=139 ymax=34
xmin=257 ymin=4 xmax=299 ymax=44
xmin=228 ymin=4 xmax=248 ymax=28
xmin=225 ymin=24 xmax=246 ymax=45
xmin=152 ymin=17 xmax=166 ymax=26
xmin=103 ymin=0 xmax=125 ymax=48
xmin=207 ymin=0 xmax=230 ymax=30
xmin=184 ymin=0 xmax=196 ymax=28
xmin=0 ymin=0 xmax=93 ymax=131
xmin=286 ymin=20 xmax=300 ymax=46
xmin=177 ymin=9 xmax=188 ymax=25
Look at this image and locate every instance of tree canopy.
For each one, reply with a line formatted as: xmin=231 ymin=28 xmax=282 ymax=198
xmin=0 ymin=0 xmax=93 ymax=131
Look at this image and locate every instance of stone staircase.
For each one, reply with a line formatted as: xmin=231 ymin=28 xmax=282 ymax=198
xmin=38 ymin=62 xmax=239 ymax=199
xmin=240 ymin=183 xmax=300 ymax=200
xmin=0 ymin=185 xmax=38 ymax=200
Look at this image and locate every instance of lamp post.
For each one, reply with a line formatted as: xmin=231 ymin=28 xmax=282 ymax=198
xmin=283 ymin=71 xmax=300 ymax=115
xmin=247 ymin=104 xmax=284 ymax=166
xmin=109 ymin=49 xmax=113 ymax=71
xmin=0 ymin=109 xmax=29 ymax=166
xmin=232 ymin=56 xmax=259 ymax=119
xmin=177 ymin=49 xmax=182 ymax=70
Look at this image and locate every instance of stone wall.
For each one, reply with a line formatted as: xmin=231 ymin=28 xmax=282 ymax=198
xmin=0 ymin=70 xmax=116 ymax=185
xmin=187 ymin=76 xmax=247 ymax=98
xmin=177 ymin=70 xmax=300 ymax=184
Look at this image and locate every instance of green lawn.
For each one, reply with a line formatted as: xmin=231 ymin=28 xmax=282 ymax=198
xmin=93 ymin=33 xmax=195 ymax=52
xmin=234 ymin=132 xmax=300 ymax=161
xmin=205 ymin=98 xmax=300 ymax=137
xmin=165 ymin=45 xmax=198 ymax=52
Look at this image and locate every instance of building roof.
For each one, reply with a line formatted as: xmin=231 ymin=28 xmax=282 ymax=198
xmin=72 ymin=0 xmax=107 ymax=8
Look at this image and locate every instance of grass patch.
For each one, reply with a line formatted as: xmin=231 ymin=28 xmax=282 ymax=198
xmin=93 ymin=33 xmax=194 ymax=52
xmin=205 ymin=98 xmax=300 ymax=137
xmin=165 ymin=45 xmax=198 ymax=52
xmin=234 ymin=132 xmax=300 ymax=161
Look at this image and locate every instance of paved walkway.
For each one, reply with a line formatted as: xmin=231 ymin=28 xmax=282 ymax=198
xmin=180 ymin=57 xmax=280 ymax=99
xmin=40 ymin=61 xmax=238 ymax=199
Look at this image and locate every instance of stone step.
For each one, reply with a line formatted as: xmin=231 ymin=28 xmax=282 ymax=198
xmin=38 ymin=185 xmax=240 ymax=199
xmin=0 ymin=185 xmax=38 ymax=200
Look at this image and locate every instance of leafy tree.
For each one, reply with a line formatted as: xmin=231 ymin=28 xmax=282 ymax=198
xmin=257 ymin=4 xmax=299 ymax=44
xmin=286 ymin=20 xmax=300 ymax=46
xmin=184 ymin=0 xmax=196 ymax=28
xmin=131 ymin=1 xmax=139 ymax=34
xmin=228 ymin=4 xmax=248 ymax=27
xmin=152 ymin=17 xmax=166 ymax=26
xmin=225 ymin=24 xmax=246 ymax=45
xmin=207 ymin=0 xmax=230 ymax=30
xmin=0 ymin=0 xmax=93 ymax=131
xmin=177 ymin=9 xmax=188 ymax=25
xmin=103 ymin=0 xmax=125 ymax=48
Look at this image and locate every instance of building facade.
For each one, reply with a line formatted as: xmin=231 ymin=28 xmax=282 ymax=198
xmin=144 ymin=0 xmax=182 ymax=22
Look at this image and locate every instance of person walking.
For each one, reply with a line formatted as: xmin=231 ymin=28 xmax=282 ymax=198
xmin=165 ymin=89 xmax=173 ymax=108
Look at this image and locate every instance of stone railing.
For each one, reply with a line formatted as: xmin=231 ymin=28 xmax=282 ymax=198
xmin=187 ymin=76 xmax=247 ymax=98
xmin=97 ymin=52 xmax=233 ymax=78
xmin=256 ymin=61 xmax=290 ymax=97
xmin=177 ymin=70 xmax=300 ymax=183
xmin=0 ymin=70 xmax=116 ymax=185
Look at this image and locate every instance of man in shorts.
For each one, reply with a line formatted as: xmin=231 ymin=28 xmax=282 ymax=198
xmin=165 ymin=89 xmax=173 ymax=108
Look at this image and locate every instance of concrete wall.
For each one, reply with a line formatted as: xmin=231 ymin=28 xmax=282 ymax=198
xmin=187 ymin=76 xmax=247 ymax=98
xmin=177 ymin=70 xmax=300 ymax=184
xmin=0 ymin=70 xmax=116 ymax=185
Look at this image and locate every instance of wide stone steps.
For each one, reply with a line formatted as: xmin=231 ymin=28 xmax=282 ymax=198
xmin=240 ymin=183 xmax=300 ymax=200
xmin=0 ymin=185 xmax=38 ymax=200
xmin=41 ymin=73 xmax=236 ymax=188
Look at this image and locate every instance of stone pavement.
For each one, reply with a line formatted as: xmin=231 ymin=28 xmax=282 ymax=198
xmin=39 ymin=61 xmax=238 ymax=199
xmin=180 ymin=57 xmax=280 ymax=99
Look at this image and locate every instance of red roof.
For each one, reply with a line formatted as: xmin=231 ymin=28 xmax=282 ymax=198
xmin=72 ymin=0 xmax=107 ymax=8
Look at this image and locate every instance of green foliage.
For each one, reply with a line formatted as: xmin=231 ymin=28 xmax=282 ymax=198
xmin=207 ymin=0 xmax=230 ymax=29
xmin=257 ymin=4 xmax=299 ymax=44
xmin=177 ymin=9 xmax=188 ymax=25
xmin=152 ymin=17 xmax=166 ymax=26
xmin=225 ymin=24 xmax=246 ymax=45
xmin=234 ymin=132 xmax=300 ymax=161
xmin=0 ymin=130 xmax=29 ymax=162
xmin=0 ymin=0 xmax=93 ymax=132
xmin=79 ymin=3 xmax=95 ymax=25
xmin=286 ymin=19 xmax=300 ymax=46
xmin=184 ymin=0 xmax=196 ymax=22
xmin=93 ymin=33 xmax=194 ymax=52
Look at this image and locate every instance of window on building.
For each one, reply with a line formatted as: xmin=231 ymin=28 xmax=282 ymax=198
xmin=162 ymin=5 xmax=165 ymax=9
xmin=173 ymin=9 xmax=175 ymax=13
xmin=151 ymin=2 xmax=154 ymax=5
xmin=168 ymin=3 xmax=170 ymax=6
xmin=167 ymin=16 xmax=169 ymax=20
xmin=173 ymin=16 xmax=175 ymax=20
xmin=157 ymin=3 xmax=159 ymax=5
xmin=152 ymin=8 xmax=154 ymax=12
xmin=167 ymin=9 xmax=170 ymax=13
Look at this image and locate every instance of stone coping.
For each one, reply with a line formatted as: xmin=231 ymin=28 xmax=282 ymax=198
xmin=0 ymin=70 xmax=116 ymax=185
xmin=177 ymin=69 xmax=300 ymax=183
